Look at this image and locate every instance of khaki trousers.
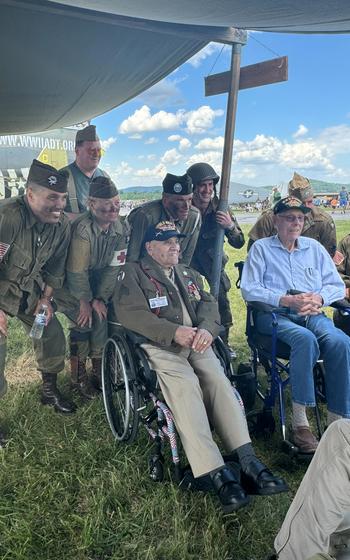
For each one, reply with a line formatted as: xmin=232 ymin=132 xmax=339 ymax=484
xmin=275 ymin=420 xmax=350 ymax=560
xmin=142 ymin=344 xmax=251 ymax=478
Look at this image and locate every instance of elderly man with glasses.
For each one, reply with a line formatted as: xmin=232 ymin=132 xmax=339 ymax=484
xmin=241 ymin=196 xmax=350 ymax=453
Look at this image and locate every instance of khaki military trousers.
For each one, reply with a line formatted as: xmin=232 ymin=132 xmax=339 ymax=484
xmin=0 ymin=312 xmax=66 ymax=399
xmin=142 ymin=344 xmax=251 ymax=478
xmin=275 ymin=419 xmax=350 ymax=560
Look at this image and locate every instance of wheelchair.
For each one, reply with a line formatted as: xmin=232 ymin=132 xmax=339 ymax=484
xmin=234 ymin=261 xmax=350 ymax=457
xmin=101 ymin=320 xmax=236 ymax=483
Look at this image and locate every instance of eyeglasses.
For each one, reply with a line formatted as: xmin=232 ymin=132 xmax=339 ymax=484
xmin=279 ymin=215 xmax=305 ymax=223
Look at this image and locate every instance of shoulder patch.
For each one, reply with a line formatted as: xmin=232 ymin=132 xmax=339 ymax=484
xmin=333 ymin=250 xmax=345 ymax=266
xmin=0 ymin=242 xmax=10 ymax=262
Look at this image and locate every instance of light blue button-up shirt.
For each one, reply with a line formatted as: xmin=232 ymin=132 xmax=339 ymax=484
xmin=241 ymin=235 xmax=345 ymax=308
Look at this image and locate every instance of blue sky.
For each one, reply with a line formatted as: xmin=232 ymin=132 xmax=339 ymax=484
xmin=93 ymin=32 xmax=350 ymax=189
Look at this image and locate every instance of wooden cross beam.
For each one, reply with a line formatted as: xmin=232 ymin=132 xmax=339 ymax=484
xmin=205 ymin=56 xmax=288 ymax=96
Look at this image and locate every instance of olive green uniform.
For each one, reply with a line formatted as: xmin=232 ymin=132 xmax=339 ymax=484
xmin=55 ymin=211 xmax=128 ymax=359
xmin=247 ymin=207 xmax=337 ymax=257
xmin=333 ymin=234 xmax=350 ymax=335
xmin=113 ymin=255 xmax=250 ymax=477
xmin=0 ymin=196 xmax=70 ymax=397
xmin=190 ymin=199 xmax=244 ymax=332
xmin=126 ymin=200 xmax=201 ymax=264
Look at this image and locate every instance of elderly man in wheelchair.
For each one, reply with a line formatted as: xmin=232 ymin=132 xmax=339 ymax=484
xmin=111 ymin=220 xmax=287 ymax=513
xmin=241 ymin=196 xmax=350 ymax=454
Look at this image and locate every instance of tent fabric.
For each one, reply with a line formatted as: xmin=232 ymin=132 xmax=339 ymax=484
xmin=53 ymin=0 xmax=350 ymax=34
xmin=1 ymin=0 xmax=350 ymax=134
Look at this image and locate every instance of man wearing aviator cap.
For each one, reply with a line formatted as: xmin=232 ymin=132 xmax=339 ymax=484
xmin=113 ymin=220 xmax=287 ymax=514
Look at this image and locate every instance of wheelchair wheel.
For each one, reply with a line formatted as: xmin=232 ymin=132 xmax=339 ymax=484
xmin=102 ymin=335 xmax=140 ymax=443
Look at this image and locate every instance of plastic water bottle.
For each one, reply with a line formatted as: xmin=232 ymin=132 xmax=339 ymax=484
xmin=29 ymin=304 xmax=48 ymax=339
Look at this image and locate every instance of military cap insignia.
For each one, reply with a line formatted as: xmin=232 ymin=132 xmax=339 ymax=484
xmin=155 ymin=221 xmax=177 ymax=231
xmin=173 ymin=183 xmax=183 ymax=193
xmin=285 ymin=196 xmax=301 ymax=207
xmin=48 ymin=175 xmax=57 ymax=186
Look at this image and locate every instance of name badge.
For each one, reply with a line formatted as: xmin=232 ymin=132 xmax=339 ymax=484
xmin=149 ymin=296 xmax=168 ymax=309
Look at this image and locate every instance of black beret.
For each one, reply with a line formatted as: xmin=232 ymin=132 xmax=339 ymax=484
xmin=162 ymin=173 xmax=192 ymax=195
xmin=27 ymin=159 xmax=68 ymax=193
xmin=76 ymin=125 xmax=100 ymax=144
xmin=89 ymin=176 xmax=118 ymax=199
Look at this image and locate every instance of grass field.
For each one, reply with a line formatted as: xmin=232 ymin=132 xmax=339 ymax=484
xmin=1 ymin=219 xmax=350 ymax=560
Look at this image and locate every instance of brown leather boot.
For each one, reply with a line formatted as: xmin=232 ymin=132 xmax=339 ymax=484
xmin=41 ymin=372 xmax=76 ymax=413
xmin=70 ymin=357 xmax=97 ymax=400
xmin=91 ymin=357 xmax=102 ymax=391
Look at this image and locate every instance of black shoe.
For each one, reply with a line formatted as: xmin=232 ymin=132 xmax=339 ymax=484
xmin=211 ymin=466 xmax=250 ymax=513
xmin=240 ymin=458 xmax=288 ymax=496
xmin=41 ymin=372 xmax=77 ymax=414
xmin=71 ymin=379 xmax=98 ymax=400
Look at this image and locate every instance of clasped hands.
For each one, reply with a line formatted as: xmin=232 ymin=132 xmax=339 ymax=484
xmin=174 ymin=326 xmax=213 ymax=353
xmin=280 ymin=292 xmax=323 ymax=316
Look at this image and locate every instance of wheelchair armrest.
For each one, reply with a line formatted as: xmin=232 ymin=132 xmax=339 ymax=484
xmin=124 ymin=329 xmax=150 ymax=345
xmin=330 ymin=299 xmax=350 ymax=315
xmin=248 ymin=301 xmax=290 ymax=315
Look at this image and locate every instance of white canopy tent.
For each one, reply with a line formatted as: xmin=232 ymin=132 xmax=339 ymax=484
xmin=1 ymin=0 xmax=350 ymax=134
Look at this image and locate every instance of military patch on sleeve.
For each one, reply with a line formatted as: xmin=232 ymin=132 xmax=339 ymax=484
xmin=0 ymin=241 xmax=10 ymax=262
xmin=333 ymin=250 xmax=345 ymax=266
xmin=110 ymin=249 xmax=127 ymax=266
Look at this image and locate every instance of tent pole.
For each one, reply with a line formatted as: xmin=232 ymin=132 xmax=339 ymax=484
xmin=210 ymin=42 xmax=242 ymax=298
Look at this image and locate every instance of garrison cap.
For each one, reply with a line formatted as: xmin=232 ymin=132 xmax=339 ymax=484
xmin=75 ymin=124 xmax=100 ymax=144
xmin=162 ymin=173 xmax=193 ymax=195
xmin=89 ymin=176 xmax=118 ymax=199
xmin=144 ymin=221 xmax=186 ymax=243
xmin=288 ymin=172 xmax=314 ymax=201
xmin=273 ymin=196 xmax=311 ymax=215
xmin=27 ymin=159 xmax=68 ymax=193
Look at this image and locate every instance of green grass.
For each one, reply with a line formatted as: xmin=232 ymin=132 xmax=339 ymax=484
xmin=1 ymin=219 xmax=350 ymax=560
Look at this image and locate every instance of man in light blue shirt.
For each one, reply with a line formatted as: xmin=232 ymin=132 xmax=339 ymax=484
xmin=241 ymin=196 xmax=350 ymax=453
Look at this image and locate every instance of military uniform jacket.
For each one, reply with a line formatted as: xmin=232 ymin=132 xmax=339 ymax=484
xmin=0 ymin=196 xmax=71 ymax=316
xmin=248 ymin=207 xmax=336 ymax=256
xmin=191 ymin=199 xmax=244 ymax=278
xmin=61 ymin=211 xmax=128 ymax=305
xmin=335 ymin=234 xmax=350 ymax=289
xmin=113 ymin=255 xmax=222 ymax=353
xmin=126 ymin=199 xmax=201 ymax=265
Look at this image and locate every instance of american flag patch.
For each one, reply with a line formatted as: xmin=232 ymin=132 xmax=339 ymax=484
xmin=0 ymin=242 xmax=10 ymax=261
xmin=333 ymin=250 xmax=345 ymax=266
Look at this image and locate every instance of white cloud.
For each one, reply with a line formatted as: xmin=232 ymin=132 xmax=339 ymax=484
xmin=186 ymin=151 xmax=223 ymax=170
xmin=120 ymin=105 xmax=223 ymax=136
xmin=195 ymin=136 xmax=224 ymax=150
xmin=101 ymin=137 xmax=117 ymax=150
xmin=145 ymin=137 xmax=158 ymax=145
xmin=186 ymin=106 xmax=224 ymax=134
xmin=168 ymin=134 xmax=181 ymax=142
xmin=119 ymin=105 xmax=184 ymax=134
xmin=128 ymin=133 xmax=142 ymax=140
xmin=140 ymin=77 xmax=184 ymax=107
xmin=179 ymin=138 xmax=191 ymax=151
xmin=187 ymin=43 xmax=223 ymax=68
xmin=293 ymin=124 xmax=309 ymax=138
xmin=161 ymin=148 xmax=182 ymax=166
xmin=135 ymin=163 xmax=166 ymax=178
